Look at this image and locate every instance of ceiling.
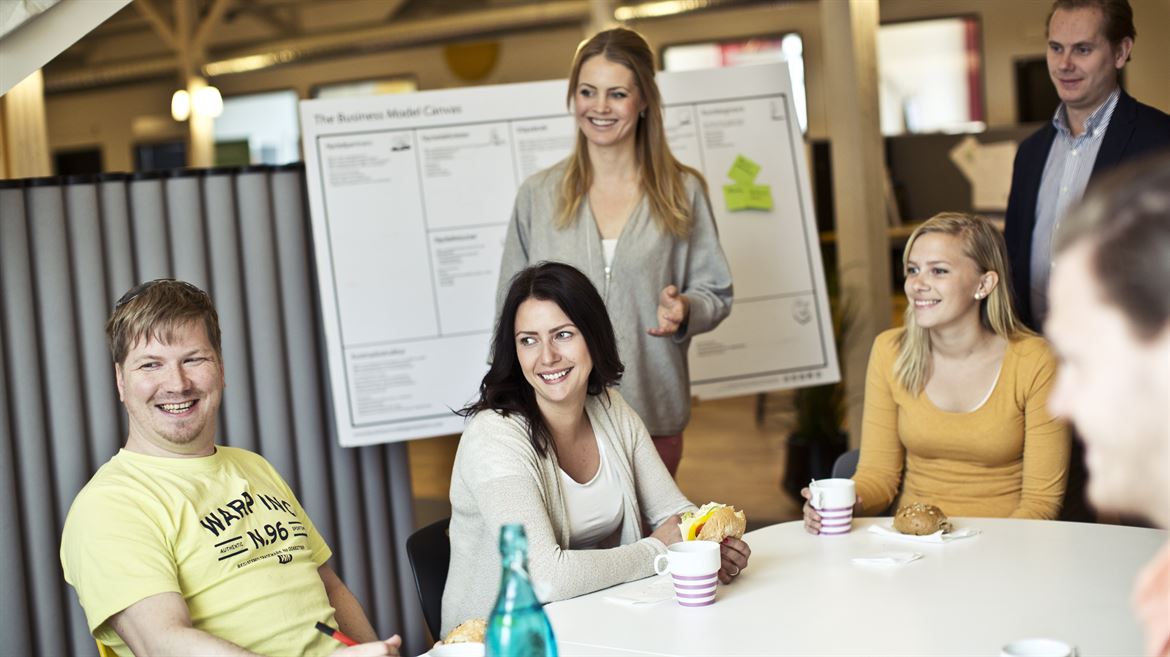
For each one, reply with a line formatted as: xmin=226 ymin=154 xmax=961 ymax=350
xmin=41 ymin=0 xmax=776 ymax=94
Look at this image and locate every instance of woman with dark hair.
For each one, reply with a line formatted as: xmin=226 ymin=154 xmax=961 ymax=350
xmin=497 ymin=27 xmax=733 ymax=476
xmin=442 ymin=262 xmax=749 ymax=637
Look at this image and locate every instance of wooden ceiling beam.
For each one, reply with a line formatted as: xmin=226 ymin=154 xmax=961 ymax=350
xmin=235 ymin=0 xmax=299 ymax=38
xmin=193 ymin=0 xmax=233 ymax=52
xmin=383 ymin=0 xmax=410 ymax=22
xmin=132 ymin=0 xmax=177 ymax=50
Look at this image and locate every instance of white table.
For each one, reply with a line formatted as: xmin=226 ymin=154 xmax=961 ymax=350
xmin=545 ymin=518 xmax=1166 ymax=656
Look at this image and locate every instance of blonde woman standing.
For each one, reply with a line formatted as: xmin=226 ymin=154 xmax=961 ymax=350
xmin=803 ymin=214 xmax=1070 ymax=532
xmin=498 ymin=28 xmax=732 ymax=476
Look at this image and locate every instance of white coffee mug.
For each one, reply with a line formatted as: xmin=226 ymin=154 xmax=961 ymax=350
xmin=653 ymin=541 xmax=721 ymax=607
xmin=1000 ymin=638 xmax=1074 ymax=657
xmin=809 ymin=478 xmax=856 ymax=535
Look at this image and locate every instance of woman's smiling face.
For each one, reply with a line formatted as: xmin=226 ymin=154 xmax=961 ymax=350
xmin=573 ymin=54 xmax=646 ymax=151
xmin=514 ymin=297 xmax=593 ymax=413
xmin=904 ymin=232 xmax=989 ymax=332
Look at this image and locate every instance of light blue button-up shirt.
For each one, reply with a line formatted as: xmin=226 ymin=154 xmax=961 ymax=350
xmin=1030 ymin=88 xmax=1120 ymax=324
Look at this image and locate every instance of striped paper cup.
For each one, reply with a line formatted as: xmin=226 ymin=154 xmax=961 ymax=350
xmin=671 ymin=572 xmax=719 ymax=606
xmin=810 ymin=478 xmax=856 ymax=535
xmin=654 ymin=540 xmax=722 ymax=606
xmin=815 ymin=505 xmax=854 ymax=535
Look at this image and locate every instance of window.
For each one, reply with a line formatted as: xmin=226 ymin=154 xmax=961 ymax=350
xmin=134 ymin=141 xmax=186 ymax=171
xmin=662 ymin=34 xmax=808 ymax=133
xmin=878 ymin=16 xmax=985 ymax=135
xmin=213 ymin=89 xmax=301 ymax=166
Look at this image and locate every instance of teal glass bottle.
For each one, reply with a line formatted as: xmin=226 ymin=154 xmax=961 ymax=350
xmin=486 ymin=524 xmax=558 ymax=657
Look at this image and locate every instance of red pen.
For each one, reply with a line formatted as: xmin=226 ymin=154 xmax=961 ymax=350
xmin=316 ymin=621 xmax=358 ymax=647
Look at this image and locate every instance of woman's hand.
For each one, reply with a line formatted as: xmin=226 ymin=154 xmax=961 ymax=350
xmin=717 ymin=537 xmax=751 ymax=584
xmin=647 ymin=285 xmax=690 ymax=336
xmin=649 ymin=514 xmax=682 ymax=546
xmin=801 ymin=487 xmax=822 ymax=534
xmin=801 ymin=487 xmax=863 ymax=535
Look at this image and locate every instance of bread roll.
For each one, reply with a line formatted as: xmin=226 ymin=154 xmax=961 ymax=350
xmin=893 ymin=503 xmax=952 ymax=535
xmin=444 ymin=618 xmax=486 ymax=644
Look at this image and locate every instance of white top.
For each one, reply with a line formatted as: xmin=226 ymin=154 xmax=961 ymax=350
xmin=601 ymin=238 xmax=618 ymax=271
xmin=559 ymin=432 xmax=624 ymax=549
xmin=603 ymin=236 xmax=622 ymax=267
xmin=545 ymin=517 xmax=1166 ymax=656
xmin=440 ymin=390 xmax=694 ymax=638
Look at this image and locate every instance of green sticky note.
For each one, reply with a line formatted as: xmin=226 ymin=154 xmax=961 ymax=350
xmin=728 ymin=155 xmax=762 ymax=185
xmin=746 ymin=184 xmax=773 ymax=210
xmin=723 ymin=183 xmax=750 ymax=211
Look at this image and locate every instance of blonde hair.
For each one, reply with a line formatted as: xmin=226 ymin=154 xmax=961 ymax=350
xmin=558 ymin=27 xmax=704 ymax=238
xmin=106 ymin=279 xmax=221 ymax=365
xmin=894 ymin=213 xmax=1033 ymax=393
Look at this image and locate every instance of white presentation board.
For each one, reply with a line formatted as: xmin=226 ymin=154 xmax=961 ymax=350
xmin=300 ymin=63 xmax=839 ymax=447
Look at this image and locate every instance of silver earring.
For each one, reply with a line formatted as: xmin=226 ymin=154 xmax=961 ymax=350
xmin=640 ymin=109 xmax=645 ymax=118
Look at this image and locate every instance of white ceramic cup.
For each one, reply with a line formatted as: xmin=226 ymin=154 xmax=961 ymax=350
xmin=809 ymin=478 xmax=856 ymax=535
xmin=1000 ymin=638 xmax=1075 ymax=657
xmin=653 ymin=541 xmax=721 ymax=607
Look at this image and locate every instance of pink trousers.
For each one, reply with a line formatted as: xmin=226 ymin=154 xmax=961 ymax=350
xmin=650 ymin=433 xmax=683 ymax=477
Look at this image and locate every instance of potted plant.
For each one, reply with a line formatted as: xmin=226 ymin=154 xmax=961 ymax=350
xmin=781 ymin=247 xmax=851 ymax=503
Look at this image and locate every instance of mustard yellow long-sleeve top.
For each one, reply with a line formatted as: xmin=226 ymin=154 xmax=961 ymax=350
xmin=852 ymin=329 xmax=1070 ymax=519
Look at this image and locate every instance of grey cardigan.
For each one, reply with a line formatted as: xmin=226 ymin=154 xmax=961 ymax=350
xmin=440 ymin=390 xmax=694 ymax=637
xmin=497 ymin=160 xmax=734 ymax=435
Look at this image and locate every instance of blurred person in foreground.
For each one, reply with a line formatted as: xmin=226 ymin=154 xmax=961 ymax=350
xmin=60 ymin=279 xmax=400 ymax=657
xmin=443 ymin=262 xmax=749 ymax=637
xmin=1046 ymin=152 xmax=1170 ymax=657
xmin=803 ymin=213 xmax=1071 ymax=532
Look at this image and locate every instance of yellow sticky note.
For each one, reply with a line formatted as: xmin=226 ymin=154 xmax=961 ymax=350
xmin=723 ymin=183 xmax=750 ymax=211
xmin=728 ymin=155 xmax=761 ymax=185
xmin=746 ymin=184 xmax=773 ymax=210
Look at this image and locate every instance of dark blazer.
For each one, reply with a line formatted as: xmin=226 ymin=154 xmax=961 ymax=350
xmin=1003 ymin=89 xmax=1170 ymax=330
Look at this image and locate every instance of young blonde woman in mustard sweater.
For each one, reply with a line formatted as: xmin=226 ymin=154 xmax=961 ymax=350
xmin=803 ymin=213 xmax=1070 ymax=532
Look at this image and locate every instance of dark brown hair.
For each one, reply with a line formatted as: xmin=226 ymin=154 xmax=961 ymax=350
xmin=1055 ymin=151 xmax=1170 ymax=339
xmin=106 ymin=279 xmax=221 ymax=365
xmin=1047 ymin=0 xmax=1135 ymax=61
xmin=460 ymin=262 xmax=623 ymax=457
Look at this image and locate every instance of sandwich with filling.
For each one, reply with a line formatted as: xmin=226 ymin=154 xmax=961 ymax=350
xmin=678 ymin=502 xmax=747 ymax=541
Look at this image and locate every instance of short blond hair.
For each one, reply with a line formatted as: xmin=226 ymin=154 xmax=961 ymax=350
xmin=106 ymin=279 xmax=221 ymax=365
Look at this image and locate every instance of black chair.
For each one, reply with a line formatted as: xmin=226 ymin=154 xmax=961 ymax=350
xmin=831 ymin=448 xmax=860 ymax=479
xmin=406 ymin=517 xmax=451 ymax=641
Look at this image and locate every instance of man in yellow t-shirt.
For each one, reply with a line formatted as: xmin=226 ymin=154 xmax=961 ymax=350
xmin=60 ymin=279 xmax=401 ymax=657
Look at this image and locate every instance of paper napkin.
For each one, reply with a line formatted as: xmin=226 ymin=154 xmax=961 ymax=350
xmin=851 ymin=550 xmax=924 ymax=566
xmin=603 ymin=575 xmax=675 ymax=606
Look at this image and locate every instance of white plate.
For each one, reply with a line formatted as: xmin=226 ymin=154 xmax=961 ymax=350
xmin=421 ymin=642 xmax=485 ymax=657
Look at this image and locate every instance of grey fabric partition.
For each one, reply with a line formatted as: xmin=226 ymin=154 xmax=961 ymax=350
xmin=0 ymin=165 xmax=425 ymax=656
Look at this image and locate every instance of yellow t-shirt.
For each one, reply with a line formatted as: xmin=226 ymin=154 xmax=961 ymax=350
xmin=853 ymin=329 xmax=1070 ymax=519
xmin=61 ymin=446 xmax=338 ymax=656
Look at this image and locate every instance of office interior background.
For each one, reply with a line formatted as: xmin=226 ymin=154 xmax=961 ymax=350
xmin=1 ymin=1 xmax=1168 ymax=655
